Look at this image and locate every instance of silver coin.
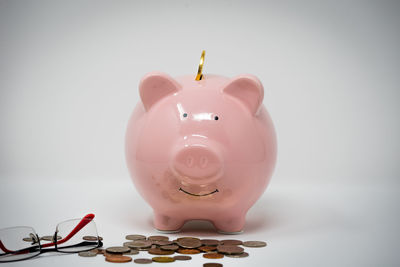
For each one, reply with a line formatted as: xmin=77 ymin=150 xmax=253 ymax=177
xmin=242 ymin=241 xmax=267 ymax=248
xmin=148 ymin=235 xmax=169 ymax=241
xmin=177 ymin=238 xmax=202 ymax=249
xmin=78 ymin=250 xmax=98 ymax=257
xmin=106 ymin=246 xmax=131 ymax=254
xmin=126 ymin=234 xmax=146 ymax=241
xmin=201 ymin=239 xmax=220 ymax=246
xmin=217 ymin=245 xmax=244 ymax=255
xmin=22 ymin=237 xmax=34 ymax=242
xmin=174 ymin=255 xmax=192 ymax=261
xmin=40 ymin=235 xmax=62 ymax=241
xmin=152 ymin=240 xmax=173 ymax=246
xmin=82 ymin=235 xmax=100 ymax=241
xmin=134 ymin=258 xmax=153 ymax=264
xmin=160 ymin=244 xmax=179 ymax=251
xmin=124 ymin=249 xmax=139 ymax=255
xmin=127 ymin=240 xmax=153 ymax=249
xmin=220 ymin=239 xmax=242 ymax=246
xmin=226 ymin=252 xmax=249 ymax=258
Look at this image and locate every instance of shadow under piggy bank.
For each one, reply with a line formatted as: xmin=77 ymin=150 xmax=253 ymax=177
xmin=145 ymin=194 xmax=282 ymax=237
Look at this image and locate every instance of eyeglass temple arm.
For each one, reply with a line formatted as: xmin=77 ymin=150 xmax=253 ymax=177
xmin=41 ymin=213 xmax=95 ymax=248
xmin=0 ymin=240 xmax=12 ymax=253
xmin=0 ymin=214 xmax=97 ymax=255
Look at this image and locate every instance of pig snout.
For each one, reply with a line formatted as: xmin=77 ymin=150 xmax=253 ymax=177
xmin=172 ymin=145 xmax=223 ymax=184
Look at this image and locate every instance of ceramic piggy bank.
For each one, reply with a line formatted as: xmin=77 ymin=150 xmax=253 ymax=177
xmin=125 ymin=72 xmax=277 ymax=233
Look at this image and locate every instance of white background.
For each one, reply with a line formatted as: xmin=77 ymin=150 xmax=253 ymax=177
xmin=0 ymin=0 xmax=399 ymax=266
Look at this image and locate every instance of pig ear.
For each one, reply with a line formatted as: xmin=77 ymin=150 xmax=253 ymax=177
xmin=223 ymin=74 xmax=264 ymax=116
xmin=139 ymin=71 xmax=182 ymax=111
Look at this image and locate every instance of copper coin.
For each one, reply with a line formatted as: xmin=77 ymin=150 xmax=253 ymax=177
xmin=152 ymin=240 xmax=174 ymax=246
xmin=126 ymin=234 xmax=146 ymax=241
xmin=203 ymin=253 xmax=224 ymax=259
xmin=177 ymin=237 xmax=200 ymax=242
xmin=177 ymin=238 xmax=202 ymax=248
xmin=203 ymin=264 xmax=223 ymax=267
xmin=173 ymin=255 xmax=192 ymax=261
xmin=160 ymin=245 xmax=179 ymax=251
xmin=148 ymin=235 xmax=169 ymax=241
xmin=152 ymin=256 xmax=175 ymax=263
xmin=177 ymin=248 xmax=201 ymax=254
xmin=199 ymin=246 xmax=217 ymax=252
xmin=105 ymin=255 xmax=132 ymax=263
xmin=127 ymin=240 xmax=153 ymax=249
xmin=148 ymin=247 xmax=174 ymax=255
xmin=201 ymin=239 xmax=220 ymax=246
xmin=134 ymin=258 xmax=153 ymax=264
xmin=242 ymin=241 xmax=267 ymax=248
xmin=225 ymin=252 xmax=249 ymax=258
xmin=106 ymin=246 xmax=131 ymax=254
xmin=97 ymin=248 xmax=105 ymax=255
xmin=217 ymin=245 xmax=244 ymax=255
xmin=220 ymin=239 xmax=242 ymax=246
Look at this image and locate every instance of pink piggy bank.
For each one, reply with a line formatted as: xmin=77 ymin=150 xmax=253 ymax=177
xmin=125 ymin=72 xmax=277 ymax=233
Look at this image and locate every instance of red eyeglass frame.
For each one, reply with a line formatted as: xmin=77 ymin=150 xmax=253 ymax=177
xmin=0 ymin=214 xmax=102 ymax=262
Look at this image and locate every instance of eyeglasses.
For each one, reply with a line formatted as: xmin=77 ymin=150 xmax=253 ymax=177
xmin=0 ymin=214 xmax=102 ymax=263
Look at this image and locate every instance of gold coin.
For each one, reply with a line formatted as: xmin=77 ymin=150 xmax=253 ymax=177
xmin=203 ymin=253 xmax=224 ymax=259
xmin=105 ymin=255 xmax=132 ymax=263
xmin=177 ymin=248 xmax=201 ymax=254
xmin=195 ymin=50 xmax=206 ymax=81
xmin=152 ymin=256 xmax=175 ymax=263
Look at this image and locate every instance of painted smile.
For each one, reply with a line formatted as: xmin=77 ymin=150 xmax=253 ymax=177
xmin=179 ymin=187 xmax=219 ymax=197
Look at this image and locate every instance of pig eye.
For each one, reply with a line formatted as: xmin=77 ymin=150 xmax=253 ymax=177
xmin=214 ymin=115 xmax=219 ymax=120
xmin=183 ymin=113 xmax=188 ymax=118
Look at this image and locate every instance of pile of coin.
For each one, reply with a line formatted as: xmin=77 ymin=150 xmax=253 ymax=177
xmin=78 ymin=234 xmax=267 ymax=266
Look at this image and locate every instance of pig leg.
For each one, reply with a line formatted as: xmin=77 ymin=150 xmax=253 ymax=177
xmin=153 ymin=212 xmax=185 ymax=233
xmin=213 ymin=213 xmax=245 ymax=234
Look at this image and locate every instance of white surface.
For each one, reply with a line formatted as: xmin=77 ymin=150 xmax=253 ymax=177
xmin=0 ymin=178 xmax=399 ymax=267
xmin=1 ymin=0 xmax=399 ymax=266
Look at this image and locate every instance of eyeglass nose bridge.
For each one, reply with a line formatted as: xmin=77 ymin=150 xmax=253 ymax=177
xmin=29 ymin=233 xmax=40 ymax=245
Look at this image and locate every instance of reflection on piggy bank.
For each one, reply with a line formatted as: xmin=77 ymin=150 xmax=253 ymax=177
xmin=125 ymin=72 xmax=277 ymax=233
